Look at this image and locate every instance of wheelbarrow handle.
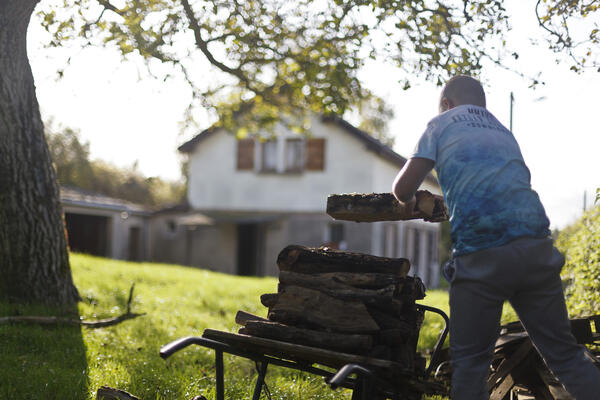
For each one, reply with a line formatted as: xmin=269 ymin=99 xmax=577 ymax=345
xmin=160 ymin=336 xmax=205 ymax=359
xmin=416 ymin=304 xmax=450 ymax=379
xmin=328 ymin=363 xmax=373 ymax=389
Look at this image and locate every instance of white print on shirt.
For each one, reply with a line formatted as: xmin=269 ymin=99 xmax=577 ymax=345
xmin=450 ymin=107 xmax=510 ymax=134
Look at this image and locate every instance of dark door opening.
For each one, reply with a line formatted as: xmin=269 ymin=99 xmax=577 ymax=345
xmin=64 ymin=213 xmax=109 ymax=256
xmin=237 ymin=223 xmax=259 ymax=276
xmin=128 ymin=226 xmax=141 ymax=261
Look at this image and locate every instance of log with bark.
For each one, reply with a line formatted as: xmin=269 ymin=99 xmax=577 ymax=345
xmin=278 ymin=270 xmax=397 ymax=304
xmin=266 ymin=285 xmax=380 ymax=333
xmin=326 ymin=190 xmax=448 ymax=223
xmin=277 ymin=245 xmax=410 ymax=277
xmin=238 ymin=318 xmax=373 ymax=353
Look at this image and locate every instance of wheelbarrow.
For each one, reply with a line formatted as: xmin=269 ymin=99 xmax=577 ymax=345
xmin=159 ymin=304 xmax=450 ymax=400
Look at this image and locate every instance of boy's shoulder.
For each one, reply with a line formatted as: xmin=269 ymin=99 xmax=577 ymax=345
xmin=426 ymin=105 xmax=503 ymax=138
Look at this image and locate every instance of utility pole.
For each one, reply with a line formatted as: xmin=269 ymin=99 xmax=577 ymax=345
xmin=510 ymin=92 xmax=515 ymax=132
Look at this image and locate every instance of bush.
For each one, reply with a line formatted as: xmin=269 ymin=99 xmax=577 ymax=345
xmin=556 ymin=206 xmax=600 ymax=317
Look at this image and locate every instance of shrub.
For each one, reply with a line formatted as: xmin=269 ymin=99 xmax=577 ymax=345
xmin=556 ymin=206 xmax=600 ymax=317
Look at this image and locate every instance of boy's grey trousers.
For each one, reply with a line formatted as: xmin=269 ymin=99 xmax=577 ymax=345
xmin=446 ymin=237 xmax=600 ymax=399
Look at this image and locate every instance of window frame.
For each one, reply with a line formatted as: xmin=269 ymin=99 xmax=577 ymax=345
xmin=283 ymin=138 xmax=305 ymax=173
xmin=260 ymin=139 xmax=278 ymax=172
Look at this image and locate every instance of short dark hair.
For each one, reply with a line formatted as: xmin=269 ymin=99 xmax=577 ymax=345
xmin=441 ymin=75 xmax=486 ymax=108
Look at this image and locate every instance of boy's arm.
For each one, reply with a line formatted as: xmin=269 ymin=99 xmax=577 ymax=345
xmin=392 ymin=157 xmax=435 ymax=207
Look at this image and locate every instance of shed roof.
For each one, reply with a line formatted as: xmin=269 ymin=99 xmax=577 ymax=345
xmin=60 ymin=185 xmax=151 ymax=216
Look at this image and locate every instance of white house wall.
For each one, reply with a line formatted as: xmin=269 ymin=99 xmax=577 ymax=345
xmin=187 ymin=120 xmax=378 ymax=213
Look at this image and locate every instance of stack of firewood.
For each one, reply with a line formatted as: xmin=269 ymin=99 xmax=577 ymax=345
xmin=236 ymin=245 xmax=427 ymax=371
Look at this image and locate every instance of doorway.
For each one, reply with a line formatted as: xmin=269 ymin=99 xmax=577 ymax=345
xmin=128 ymin=226 xmax=141 ymax=261
xmin=237 ymin=223 xmax=261 ymax=276
xmin=64 ymin=213 xmax=110 ymax=256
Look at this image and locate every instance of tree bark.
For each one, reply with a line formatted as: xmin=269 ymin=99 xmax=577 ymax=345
xmin=0 ymin=0 xmax=79 ymax=305
xmin=277 ymin=245 xmax=410 ymax=277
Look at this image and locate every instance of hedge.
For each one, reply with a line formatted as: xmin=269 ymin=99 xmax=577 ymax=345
xmin=556 ymin=206 xmax=600 ymax=317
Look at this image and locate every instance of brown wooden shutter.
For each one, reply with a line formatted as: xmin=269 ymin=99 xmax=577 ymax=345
xmin=237 ymin=138 xmax=255 ymax=170
xmin=306 ymin=138 xmax=326 ymax=171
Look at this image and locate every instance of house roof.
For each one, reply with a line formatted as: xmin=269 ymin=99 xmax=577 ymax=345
xmin=60 ymin=185 xmax=151 ymax=216
xmin=320 ymin=115 xmax=407 ymax=168
xmin=177 ymin=115 xmax=438 ymax=185
xmin=178 ymin=125 xmax=219 ymax=153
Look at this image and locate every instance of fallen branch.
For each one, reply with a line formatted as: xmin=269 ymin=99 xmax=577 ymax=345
xmin=0 ymin=284 xmax=145 ymax=329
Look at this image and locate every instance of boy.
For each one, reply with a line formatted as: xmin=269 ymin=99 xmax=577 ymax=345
xmin=392 ymin=75 xmax=600 ymax=399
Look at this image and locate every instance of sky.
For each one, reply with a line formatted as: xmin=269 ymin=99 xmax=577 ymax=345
xmin=27 ymin=1 xmax=599 ymax=229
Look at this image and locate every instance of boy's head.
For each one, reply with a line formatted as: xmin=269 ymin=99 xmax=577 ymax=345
xmin=439 ymin=75 xmax=486 ymax=113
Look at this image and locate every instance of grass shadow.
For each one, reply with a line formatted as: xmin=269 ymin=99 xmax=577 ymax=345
xmin=0 ymin=302 xmax=88 ymax=399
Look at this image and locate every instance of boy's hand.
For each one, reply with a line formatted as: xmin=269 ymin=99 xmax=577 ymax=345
xmin=420 ymin=193 xmax=449 ymax=222
xmin=397 ymin=195 xmax=421 ymax=219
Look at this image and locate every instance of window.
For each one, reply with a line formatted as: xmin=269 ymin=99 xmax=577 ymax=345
xmin=284 ymin=138 xmax=304 ymax=172
xmin=261 ymin=140 xmax=277 ymax=171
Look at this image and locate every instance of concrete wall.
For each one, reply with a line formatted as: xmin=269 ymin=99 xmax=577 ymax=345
xmin=187 ymin=224 xmax=237 ymax=273
xmin=148 ymin=213 xmax=188 ymax=265
xmin=149 ymin=213 xmax=237 ymax=273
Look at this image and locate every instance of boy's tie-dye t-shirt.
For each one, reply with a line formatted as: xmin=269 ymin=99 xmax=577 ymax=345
xmin=412 ymin=104 xmax=550 ymax=256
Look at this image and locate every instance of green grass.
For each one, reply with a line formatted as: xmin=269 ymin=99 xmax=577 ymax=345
xmin=0 ymin=254 xmax=519 ymax=399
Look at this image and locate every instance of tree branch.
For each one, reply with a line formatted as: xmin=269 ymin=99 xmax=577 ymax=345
xmin=0 ymin=312 xmax=145 ymax=328
xmin=0 ymin=284 xmax=145 ymax=329
xmin=96 ymin=0 xmax=123 ymax=16
xmin=180 ymin=0 xmax=254 ymax=89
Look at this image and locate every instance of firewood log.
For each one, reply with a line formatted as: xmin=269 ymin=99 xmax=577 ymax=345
xmin=326 ymin=190 xmax=448 ymax=222
xmin=260 ymin=293 xmax=279 ymax=308
xmin=311 ymin=271 xmax=403 ymax=289
xmin=278 ymin=270 xmax=396 ymax=305
xmin=234 ymin=310 xmax=270 ymax=325
xmin=267 ymin=285 xmax=380 ymax=333
xmin=366 ymin=307 xmax=412 ymax=330
xmin=277 ymin=245 xmax=410 ymax=277
xmin=239 ymin=320 xmax=373 ymax=353
xmin=376 ymin=328 xmax=412 ymax=346
xmin=368 ymin=345 xmax=392 ymax=360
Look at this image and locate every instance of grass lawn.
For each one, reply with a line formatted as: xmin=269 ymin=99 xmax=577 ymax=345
xmin=0 ymin=254 xmax=518 ymax=400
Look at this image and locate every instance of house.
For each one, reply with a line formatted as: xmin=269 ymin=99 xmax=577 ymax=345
xmin=60 ymin=185 xmax=151 ymax=261
xmin=155 ymin=114 xmax=444 ymax=287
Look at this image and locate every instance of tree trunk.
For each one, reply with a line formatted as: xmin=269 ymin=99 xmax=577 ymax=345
xmin=0 ymin=0 xmax=79 ymax=305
